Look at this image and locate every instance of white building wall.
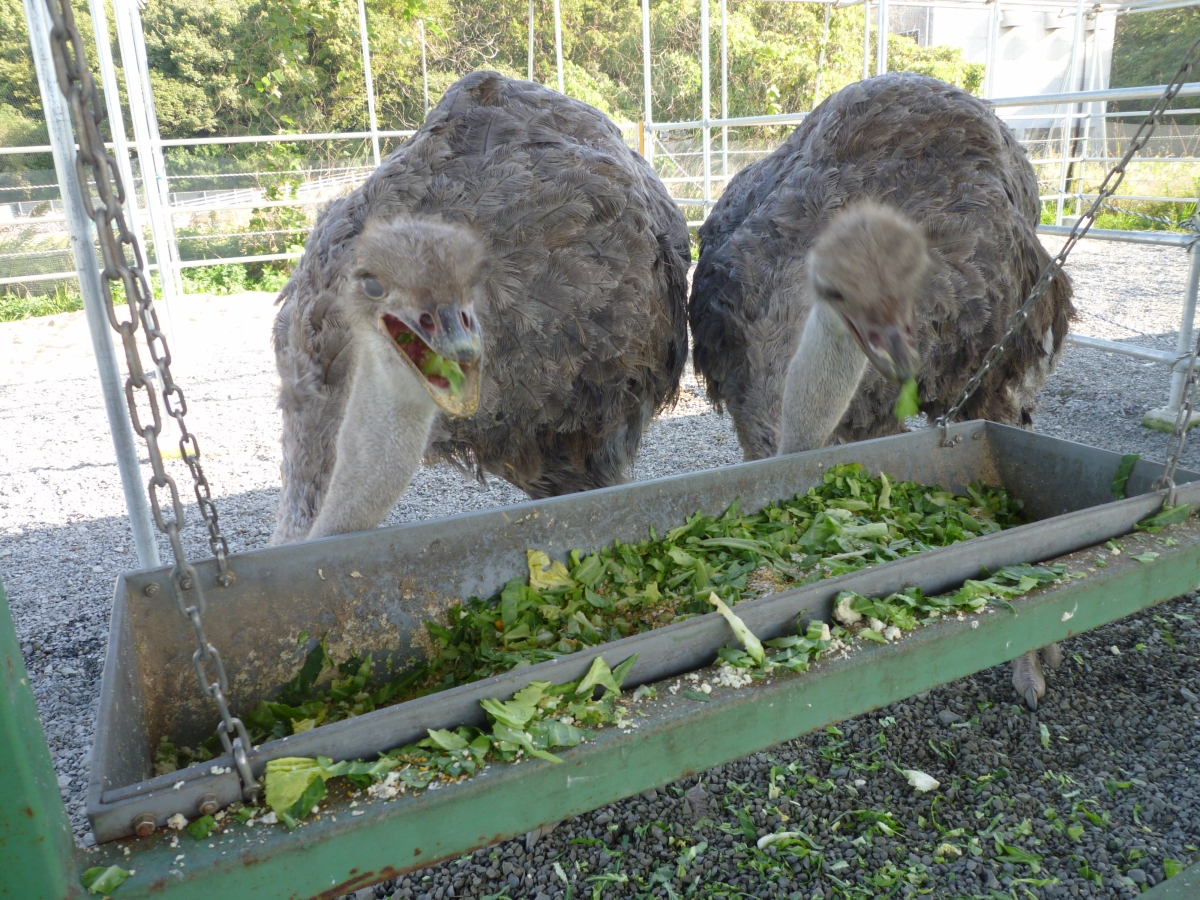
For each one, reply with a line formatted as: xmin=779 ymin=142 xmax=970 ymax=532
xmin=888 ymin=5 xmax=1116 ymax=139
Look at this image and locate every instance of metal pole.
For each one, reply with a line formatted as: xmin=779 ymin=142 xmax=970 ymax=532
xmin=23 ymin=0 xmax=160 ymax=568
xmin=1168 ymin=245 xmax=1200 ymax=414
xmin=527 ymin=0 xmax=535 ymax=82
xmin=112 ymin=1 xmax=181 ymax=317
xmin=701 ymin=0 xmax=710 ymax=205
xmin=984 ymin=0 xmax=1000 ymax=98
xmin=642 ymin=0 xmax=654 ymax=169
xmin=419 ymin=18 xmax=429 ymax=115
xmin=356 ymin=0 xmax=381 ymax=166
xmin=88 ymin=0 xmax=144 ymax=257
xmin=863 ymin=1 xmax=871 ymax=81
xmin=876 ymin=0 xmax=888 ymax=76
xmin=1056 ymin=0 xmax=1086 ymax=225
xmin=814 ymin=3 xmax=831 ymax=106
xmin=553 ymin=0 xmax=564 ymax=93
xmin=720 ymin=0 xmax=728 ymax=182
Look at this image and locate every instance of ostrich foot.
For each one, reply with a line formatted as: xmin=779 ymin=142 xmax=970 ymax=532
xmin=1012 ymin=650 xmax=1046 ymax=710
xmin=1041 ymin=642 xmax=1063 ymax=670
xmin=525 ymin=820 xmax=560 ymax=852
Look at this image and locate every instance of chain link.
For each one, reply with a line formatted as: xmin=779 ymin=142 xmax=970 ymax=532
xmin=40 ymin=0 xmax=256 ymax=801
xmin=1152 ymin=188 xmax=1200 ymax=505
xmin=939 ymin=35 xmax=1200 ymax=445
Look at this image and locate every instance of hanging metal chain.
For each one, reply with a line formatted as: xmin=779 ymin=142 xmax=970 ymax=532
xmin=1154 ymin=328 xmax=1200 ymax=509
xmin=939 ymin=34 xmax=1200 ymax=446
xmin=40 ymin=0 xmax=257 ymax=801
xmin=1152 ymin=186 xmax=1200 ymax=505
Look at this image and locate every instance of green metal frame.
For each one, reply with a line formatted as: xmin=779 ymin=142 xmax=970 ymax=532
xmin=5 ymin=522 xmax=1200 ymax=898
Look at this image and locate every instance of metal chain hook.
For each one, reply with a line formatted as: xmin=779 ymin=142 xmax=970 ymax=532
xmin=39 ymin=0 xmax=255 ymax=801
xmin=937 ymin=35 xmax=1200 ymax=446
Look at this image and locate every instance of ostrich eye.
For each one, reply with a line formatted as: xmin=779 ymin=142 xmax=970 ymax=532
xmin=362 ymin=277 xmax=384 ymax=298
xmin=822 ymin=287 xmax=846 ymax=304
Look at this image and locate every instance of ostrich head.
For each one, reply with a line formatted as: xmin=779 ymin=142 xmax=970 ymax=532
xmin=777 ymin=201 xmax=931 ymax=456
xmin=806 ymin=201 xmax=929 ymax=384
xmin=349 ymin=216 xmax=486 ymax=417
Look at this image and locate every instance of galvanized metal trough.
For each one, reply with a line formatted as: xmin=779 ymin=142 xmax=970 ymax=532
xmin=88 ymin=421 xmax=1199 ymax=844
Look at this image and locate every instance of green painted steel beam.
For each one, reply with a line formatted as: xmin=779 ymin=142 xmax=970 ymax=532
xmin=67 ymin=521 xmax=1200 ymax=899
xmin=1141 ymin=861 xmax=1200 ymax=898
xmin=0 ymin=575 xmax=84 ymax=899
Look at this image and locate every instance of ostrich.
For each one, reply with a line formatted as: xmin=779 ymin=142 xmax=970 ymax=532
xmin=271 ymin=71 xmax=689 ymax=546
xmin=689 ymin=73 xmax=1074 ymax=710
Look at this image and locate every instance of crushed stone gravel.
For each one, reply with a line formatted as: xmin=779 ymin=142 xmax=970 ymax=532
xmin=1 ymin=238 xmax=1198 ymax=898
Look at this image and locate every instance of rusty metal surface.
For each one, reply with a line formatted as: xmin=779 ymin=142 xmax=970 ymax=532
xmin=88 ymin=422 xmax=1198 ymax=841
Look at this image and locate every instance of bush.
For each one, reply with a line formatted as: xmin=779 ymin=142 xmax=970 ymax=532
xmin=0 ymin=284 xmax=83 ymax=322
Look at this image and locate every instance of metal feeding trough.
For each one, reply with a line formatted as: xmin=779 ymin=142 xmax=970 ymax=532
xmin=88 ymin=422 xmax=1198 ymax=842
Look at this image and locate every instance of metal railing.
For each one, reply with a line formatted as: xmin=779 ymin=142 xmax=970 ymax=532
xmin=6 ymin=0 xmax=1200 ymax=429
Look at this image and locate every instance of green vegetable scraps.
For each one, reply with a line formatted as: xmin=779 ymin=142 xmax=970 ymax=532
xmin=173 ymin=465 xmax=1058 ymax=825
xmin=81 ymin=865 xmax=131 ymax=895
xmin=1112 ymin=453 xmax=1141 ymax=500
xmin=419 ymin=351 xmax=466 ymax=395
xmin=262 ymin=656 xmax=634 ymax=821
xmin=893 ymin=378 xmax=920 ymax=421
xmin=392 ymin=328 xmax=467 ymax=396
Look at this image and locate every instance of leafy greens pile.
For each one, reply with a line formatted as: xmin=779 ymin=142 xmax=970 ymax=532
xmin=161 ymin=464 xmax=1058 ymax=827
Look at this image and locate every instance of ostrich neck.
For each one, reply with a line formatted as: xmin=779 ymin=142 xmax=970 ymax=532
xmin=777 ymin=299 xmax=869 ymax=455
xmin=305 ymin=329 xmax=438 ymax=541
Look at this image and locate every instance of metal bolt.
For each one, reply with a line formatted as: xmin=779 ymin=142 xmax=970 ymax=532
xmin=142 ymin=582 xmax=160 ymax=597
xmin=197 ymin=793 xmax=219 ymax=816
xmin=954 ymin=434 xmax=963 ymax=445
xmin=132 ymin=812 xmax=156 ymax=837
xmin=180 ymin=577 xmax=193 ymax=591
xmin=972 ymin=431 xmax=982 ymax=441
xmin=217 ymin=572 xmax=236 ymax=588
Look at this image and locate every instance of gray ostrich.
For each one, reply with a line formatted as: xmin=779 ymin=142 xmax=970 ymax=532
xmin=270 ymin=71 xmax=690 ymax=546
xmin=690 ymin=73 xmax=1075 ymax=710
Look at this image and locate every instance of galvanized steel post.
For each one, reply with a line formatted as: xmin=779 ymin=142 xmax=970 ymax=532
xmin=984 ymin=0 xmax=1001 ymax=98
xmin=720 ymin=0 xmax=728 ymax=182
xmin=117 ymin=0 xmax=184 ymax=303
xmin=875 ymin=0 xmax=888 ymax=76
xmin=701 ymin=0 xmax=711 ymax=205
xmin=420 ymin=17 xmax=429 ymax=115
xmin=642 ymin=0 xmax=654 ymax=169
xmin=527 ymin=0 xmax=535 ymax=81
xmin=356 ymin=0 xmax=381 ymax=166
xmin=1056 ymin=0 xmax=1086 ymax=225
xmin=88 ymin=0 xmax=144 ymax=263
xmin=862 ymin=1 xmax=871 ymax=81
xmin=553 ymin=0 xmax=564 ymax=93
xmin=23 ymin=0 xmax=160 ymax=569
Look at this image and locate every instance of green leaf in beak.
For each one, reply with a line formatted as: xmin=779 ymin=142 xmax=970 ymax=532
xmin=893 ymin=378 xmax=920 ymax=421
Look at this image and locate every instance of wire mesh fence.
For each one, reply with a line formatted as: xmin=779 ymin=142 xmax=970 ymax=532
xmin=2 ymin=0 xmax=1198 ymax=307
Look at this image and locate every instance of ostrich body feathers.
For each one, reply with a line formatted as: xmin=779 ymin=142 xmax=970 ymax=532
xmin=690 ymin=73 xmax=1075 ymax=460
xmin=273 ymin=72 xmax=689 ymax=541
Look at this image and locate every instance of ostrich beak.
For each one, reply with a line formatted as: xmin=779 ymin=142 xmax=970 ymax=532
xmin=380 ymin=305 xmax=483 ymax=418
xmin=847 ymin=318 xmax=919 ymax=384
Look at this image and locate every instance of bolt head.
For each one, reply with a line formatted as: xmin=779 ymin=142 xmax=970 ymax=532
xmin=142 ymin=582 xmax=160 ymax=597
xmin=132 ymin=812 xmax=156 ymax=837
xmin=198 ymin=792 xmax=219 ymax=816
xmin=180 ymin=578 xmax=193 ymax=591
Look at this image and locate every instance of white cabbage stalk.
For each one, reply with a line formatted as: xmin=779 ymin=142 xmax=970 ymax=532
xmin=903 ymin=769 xmax=940 ymax=792
xmin=708 ymin=592 xmax=765 ymax=666
xmin=757 ymin=831 xmax=803 ymax=850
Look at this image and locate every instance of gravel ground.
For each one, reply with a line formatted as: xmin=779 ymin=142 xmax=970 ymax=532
xmin=1 ymin=238 xmax=1199 ymax=898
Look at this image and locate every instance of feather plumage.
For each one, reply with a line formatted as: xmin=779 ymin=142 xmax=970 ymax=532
xmin=273 ymin=72 xmax=689 ymax=541
xmin=690 ymin=73 xmax=1075 ymax=460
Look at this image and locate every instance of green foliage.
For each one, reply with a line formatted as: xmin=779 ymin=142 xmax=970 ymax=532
xmin=886 ymin=34 xmax=983 ymax=96
xmin=1111 ymin=8 xmax=1200 ymax=122
xmin=0 ymin=284 xmax=83 ymax=322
